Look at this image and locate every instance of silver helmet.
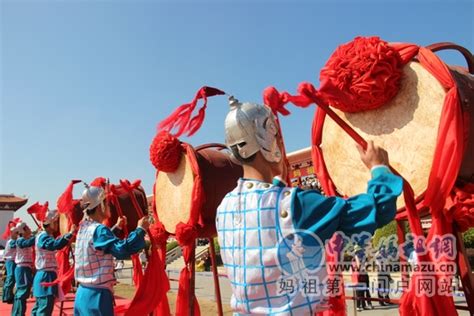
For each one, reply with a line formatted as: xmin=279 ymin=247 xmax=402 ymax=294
xmin=225 ymin=96 xmax=282 ymax=163
xmin=81 ymin=185 xmax=105 ymax=211
xmin=43 ymin=209 xmax=59 ymax=225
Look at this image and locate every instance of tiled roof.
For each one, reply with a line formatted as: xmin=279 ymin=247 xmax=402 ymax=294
xmin=0 ymin=194 xmax=28 ymax=211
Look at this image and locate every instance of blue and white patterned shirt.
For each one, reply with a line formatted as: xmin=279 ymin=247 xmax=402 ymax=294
xmin=216 ymin=166 xmax=402 ymax=315
xmin=74 ymin=218 xmax=146 ymax=291
xmin=3 ymin=239 xmax=16 ymax=261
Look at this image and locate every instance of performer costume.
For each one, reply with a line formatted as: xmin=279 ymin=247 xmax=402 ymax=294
xmin=216 ymin=97 xmax=403 ymax=315
xmin=13 ymin=223 xmax=35 ymax=316
xmin=31 ymin=207 xmax=73 ymax=316
xmin=3 ymin=238 xmax=17 ymax=303
xmin=73 ymin=185 xmax=146 ymax=316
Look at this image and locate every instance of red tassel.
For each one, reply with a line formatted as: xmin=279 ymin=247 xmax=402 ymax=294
xmin=90 ymin=177 xmax=107 ymax=187
xmin=27 ymin=202 xmax=49 ymax=222
xmin=57 ymin=180 xmax=81 ymax=218
xmin=158 ymin=86 xmax=225 ymax=138
xmin=2 ymin=218 xmax=21 ymax=239
xmin=263 ymin=87 xmax=291 ymax=116
xmin=263 ymin=86 xmax=313 ymax=116
xmin=122 ymin=243 xmax=170 ymax=315
xmin=131 ymin=254 xmax=143 ymax=287
xmin=175 ymin=222 xmax=200 ymax=316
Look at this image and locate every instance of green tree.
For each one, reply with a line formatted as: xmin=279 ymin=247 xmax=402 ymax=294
xmin=166 ymin=240 xmax=179 ymax=252
xmin=463 ymin=228 xmax=474 ymax=249
xmin=372 ymin=220 xmax=397 ymax=249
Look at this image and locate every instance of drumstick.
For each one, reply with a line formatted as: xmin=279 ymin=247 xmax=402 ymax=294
xmin=301 ymin=90 xmax=368 ymax=150
xmin=29 ymin=213 xmax=41 ymax=229
xmin=301 ymin=87 xmax=425 ymax=236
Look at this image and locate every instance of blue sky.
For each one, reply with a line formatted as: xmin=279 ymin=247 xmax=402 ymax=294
xmin=1 ymin=0 xmax=472 ymax=226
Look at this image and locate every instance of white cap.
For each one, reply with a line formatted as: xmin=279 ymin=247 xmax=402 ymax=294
xmin=13 ymin=222 xmax=27 ymax=235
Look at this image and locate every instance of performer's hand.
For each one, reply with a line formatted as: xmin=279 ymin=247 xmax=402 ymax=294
xmin=137 ymin=216 xmax=150 ymax=231
xmin=69 ymin=224 xmax=77 ymax=235
xmin=356 ymin=140 xmax=389 ymax=169
xmin=116 ymin=216 xmax=127 ymax=229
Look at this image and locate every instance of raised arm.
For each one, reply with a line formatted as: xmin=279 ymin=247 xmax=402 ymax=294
xmin=92 ymin=217 xmax=149 ymax=260
xmin=16 ymin=236 xmax=36 ymax=248
xmin=38 ymin=232 xmax=73 ymax=251
xmin=291 ymin=141 xmax=403 ymax=242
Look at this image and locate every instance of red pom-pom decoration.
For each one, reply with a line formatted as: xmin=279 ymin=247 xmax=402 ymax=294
xmin=149 ymin=131 xmax=183 ymax=172
xmin=175 ymin=222 xmax=198 ymax=246
xmin=149 ymin=222 xmax=169 ymax=247
xmin=319 ymin=36 xmax=403 ymax=113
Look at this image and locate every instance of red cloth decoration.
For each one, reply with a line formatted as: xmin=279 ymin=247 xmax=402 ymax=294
xmin=263 ymin=86 xmax=313 ymax=116
xmin=120 ymin=245 xmax=170 ymax=316
xmin=319 ymin=36 xmax=403 ymax=113
xmin=57 ymin=180 xmax=82 ymax=225
xmin=446 ymin=182 xmax=474 ymax=232
xmin=149 ymin=131 xmax=183 ymax=172
xmin=119 ymin=221 xmax=171 ymax=316
xmin=119 ymin=179 xmax=146 ymax=287
xmin=175 ymin=222 xmax=198 ymax=246
xmin=149 ymin=221 xmax=169 ymax=246
xmin=317 ymin=236 xmax=347 ymax=316
xmin=175 ymin=222 xmax=200 ymax=316
xmin=90 ymin=177 xmax=107 ymax=187
xmin=27 ymin=201 xmax=49 ymax=222
xmin=158 ymin=86 xmax=226 ymax=137
xmin=2 ymin=218 xmax=21 ymax=239
xmin=109 ymin=181 xmax=144 ymax=288
xmin=396 ymin=46 xmax=465 ymax=316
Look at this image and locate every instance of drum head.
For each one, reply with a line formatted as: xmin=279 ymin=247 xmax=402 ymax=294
xmin=155 ymin=154 xmax=195 ymax=234
xmin=322 ymin=62 xmax=446 ymax=208
xmin=58 ymin=202 xmax=83 ymax=235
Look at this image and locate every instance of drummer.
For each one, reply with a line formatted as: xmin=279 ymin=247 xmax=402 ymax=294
xmin=31 ymin=208 xmax=76 ymax=316
xmin=73 ymin=184 xmax=150 ymax=316
xmin=2 ymin=220 xmax=20 ymax=304
xmin=216 ymin=97 xmax=403 ymax=315
xmin=12 ymin=222 xmax=35 ymax=316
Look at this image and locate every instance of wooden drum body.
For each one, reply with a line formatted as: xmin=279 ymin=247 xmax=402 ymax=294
xmin=107 ymin=183 xmax=148 ymax=238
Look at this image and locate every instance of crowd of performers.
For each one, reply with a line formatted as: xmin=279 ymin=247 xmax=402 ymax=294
xmin=2 ymin=96 xmax=403 ymax=316
xmin=2 ymin=185 xmax=150 ymax=316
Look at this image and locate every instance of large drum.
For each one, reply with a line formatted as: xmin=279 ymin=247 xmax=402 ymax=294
xmin=320 ymin=44 xmax=474 ymax=208
xmin=154 ymin=143 xmax=243 ymax=238
xmin=58 ymin=180 xmax=148 ymax=237
xmin=107 ymin=181 xmax=148 ymax=239
xmin=59 ymin=202 xmax=83 ymax=235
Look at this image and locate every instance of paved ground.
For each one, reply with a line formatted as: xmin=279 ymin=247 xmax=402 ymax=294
xmin=2 ymin=259 xmax=469 ymax=315
xmin=164 ymin=268 xmax=472 ymax=316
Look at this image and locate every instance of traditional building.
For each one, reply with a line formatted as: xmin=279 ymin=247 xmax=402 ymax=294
xmin=0 ymin=194 xmax=28 ymax=247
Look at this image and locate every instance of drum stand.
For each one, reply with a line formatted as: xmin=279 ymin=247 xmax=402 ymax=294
xmin=188 ymin=238 xmax=224 ymax=316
